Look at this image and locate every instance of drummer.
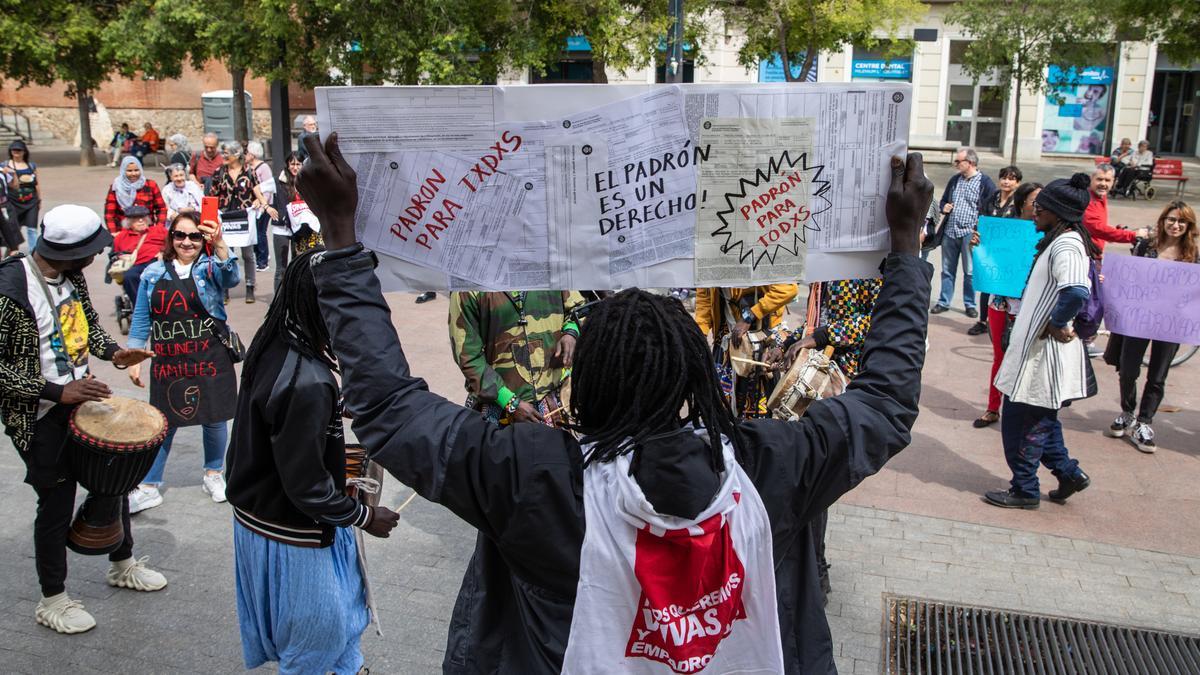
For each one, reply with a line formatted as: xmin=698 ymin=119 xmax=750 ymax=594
xmin=126 ymin=211 xmax=241 ymax=513
xmin=0 ymin=205 xmax=164 ymax=635
xmin=694 ymin=284 xmax=798 ymax=417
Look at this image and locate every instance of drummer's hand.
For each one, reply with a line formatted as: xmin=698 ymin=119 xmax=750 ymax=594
xmin=553 ymin=334 xmax=577 ymax=367
xmin=511 ymin=400 xmax=544 ymax=424
xmin=764 ymin=346 xmax=785 ymax=370
xmin=887 ymin=154 xmax=934 ymax=256
xmin=61 ymin=378 xmax=111 ymax=404
xmin=731 ymin=320 xmax=750 ymax=347
xmin=363 ymin=506 xmax=400 ymax=538
xmin=112 ymin=348 xmax=155 ymax=368
xmin=298 ymin=132 xmax=358 ymax=250
xmin=784 ymin=336 xmax=817 ymax=369
xmin=128 ymin=363 xmax=145 ymax=388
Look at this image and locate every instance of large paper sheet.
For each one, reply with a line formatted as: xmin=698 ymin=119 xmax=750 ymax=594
xmin=694 ymin=117 xmax=828 ymax=285
xmin=1101 ymin=255 xmax=1200 ymax=344
xmin=970 ymin=216 xmax=1040 ymax=297
xmin=316 ymin=83 xmax=911 ymax=291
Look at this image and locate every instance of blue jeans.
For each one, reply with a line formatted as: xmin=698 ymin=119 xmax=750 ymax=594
xmin=253 ymin=212 xmax=271 ymax=268
xmin=1001 ymin=399 xmax=1082 ymax=497
xmin=142 ymin=421 xmax=228 ymax=486
xmin=937 ymin=232 xmax=975 ymax=310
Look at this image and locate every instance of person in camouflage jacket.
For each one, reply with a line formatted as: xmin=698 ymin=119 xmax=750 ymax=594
xmin=448 ymin=291 xmax=584 ymax=426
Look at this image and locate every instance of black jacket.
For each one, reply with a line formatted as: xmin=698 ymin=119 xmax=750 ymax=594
xmin=313 ymin=251 xmax=932 ymax=674
xmin=225 ymin=340 xmax=370 ymax=547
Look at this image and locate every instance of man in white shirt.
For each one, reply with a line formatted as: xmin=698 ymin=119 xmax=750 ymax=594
xmin=0 ymin=205 xmax=161 ymax=634
xmin=245 ymin=141 xmax=278 ymax=272
xmin=988 ymin=174 xmax=1101 ymax=510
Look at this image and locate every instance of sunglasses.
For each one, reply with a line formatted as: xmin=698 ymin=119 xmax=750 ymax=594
xmin=172 ymin=231 xmax=205 ymax=242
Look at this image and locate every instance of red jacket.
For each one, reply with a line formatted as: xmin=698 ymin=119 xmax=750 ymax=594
xmin=112 ymin=226 xmax=168 ymax=265
xmin=1082 ymin=190 xmax=1135 ymax=254
xmin=104 ymin=181 xmax=168 ymax=233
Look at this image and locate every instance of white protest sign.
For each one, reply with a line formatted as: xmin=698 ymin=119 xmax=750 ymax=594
xmin=316 ymin=82 xmax=911 ymax=290
xmin=286 ymin=200 xmax=320 ymax=234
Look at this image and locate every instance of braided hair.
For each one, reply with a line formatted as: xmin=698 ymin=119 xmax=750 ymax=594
xmin=240 ymin=249 xmax=336 ymax=386
xmin=569 ymin=288 xmax=744 ymax=473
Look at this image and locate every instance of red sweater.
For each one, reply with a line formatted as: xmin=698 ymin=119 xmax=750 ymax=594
xmin=112 ymin=226 xmax=168 ymax=265
xmin=104 ymin=181 xmax=168 ymax=233
xmin=1082 ymin=190 xmax=1135 ymax=254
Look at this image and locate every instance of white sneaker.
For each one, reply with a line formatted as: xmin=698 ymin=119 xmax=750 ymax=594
xmin=128 ymin=485 xmax=163 ymax=514
xmin=107 ymin=556 xmax=168 ymax=592
xmin=202 ymin=472 xmax=227 ymax=503
xmin=35 ymin=593 xmax=96 ymax=634
xmin=1106 ymin=412 xmax=1135 ymax=438
xmin=1130 ymin=422 xmax=1157 ymax=454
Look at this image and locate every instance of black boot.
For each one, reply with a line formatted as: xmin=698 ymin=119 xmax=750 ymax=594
xmin=984 ymin=489 xmax=1039 ymax=509
xmin=1048 ymin=471 xmax=1090 ymax=504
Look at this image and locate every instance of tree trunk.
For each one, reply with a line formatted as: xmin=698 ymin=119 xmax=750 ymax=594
xmin=1010 ymin=59 xmax=1023 ymax=163
xmin=231 ymin=67 xmax=249 ymax=144
xmin=776 ymin=12 xmax=793 ymax=82
xmin=75 ymin=85 xmax=96 ymax=167
xmin=797 ymin=46 xmax=817 ymax=82
xmin=591 ymin=56 xmax=608 ymax=84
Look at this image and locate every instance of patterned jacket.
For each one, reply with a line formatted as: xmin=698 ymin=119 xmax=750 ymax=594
xmin=0 ymin=255 xmax=120 ymax=453
xmin=449 ymin=291 xmax=584 ymax=409
xmin=807 ymin=278 xmax=882 ymax=379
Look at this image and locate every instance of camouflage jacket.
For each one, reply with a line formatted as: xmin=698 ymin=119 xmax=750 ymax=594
xmin=449 ymin=291 xmax=585 ymax=409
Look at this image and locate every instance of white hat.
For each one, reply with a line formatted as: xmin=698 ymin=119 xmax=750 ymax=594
xmin=36 ymin=204 xmax=113 ymax=261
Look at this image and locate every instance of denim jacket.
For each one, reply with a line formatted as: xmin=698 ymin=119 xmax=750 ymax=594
xmin=128 ymin=253 xmax=240 ymax=349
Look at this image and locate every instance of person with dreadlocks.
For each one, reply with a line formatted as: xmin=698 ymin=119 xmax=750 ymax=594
xmin=987 ymin=173 xmax=1100 ymax=510
xmin=298 ymin=133 xmax=934 ymax=674
xmin=224 ymin=250 xmax=400 ymax=674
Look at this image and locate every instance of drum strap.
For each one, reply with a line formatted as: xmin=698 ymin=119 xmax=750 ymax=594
xmin=24 ymin=257 xmax=80 ymax=383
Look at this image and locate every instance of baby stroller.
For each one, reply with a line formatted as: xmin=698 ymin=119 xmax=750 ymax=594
xmin=108 ymin=248 xmax=135 ymax=335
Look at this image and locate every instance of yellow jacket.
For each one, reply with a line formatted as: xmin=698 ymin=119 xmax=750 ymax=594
xmin=694 ymin=284 xmax=798 ymax=338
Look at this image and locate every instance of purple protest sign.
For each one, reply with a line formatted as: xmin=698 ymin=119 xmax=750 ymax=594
xmin=1101 ymin=254 xmax=1200 ymax=344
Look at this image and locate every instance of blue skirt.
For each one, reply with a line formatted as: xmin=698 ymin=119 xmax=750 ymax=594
xmin=233 ymin=520 xmax=370 ymax=674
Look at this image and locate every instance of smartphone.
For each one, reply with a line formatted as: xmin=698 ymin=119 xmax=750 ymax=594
xmin=201 ymin=196 xmax=220 ymax=231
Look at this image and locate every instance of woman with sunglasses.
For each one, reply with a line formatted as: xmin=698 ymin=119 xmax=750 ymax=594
xmin=124 ymin=212 xmax=241 ymax=513
xmin=1104 ymin=201 xmax=1199 ymax=453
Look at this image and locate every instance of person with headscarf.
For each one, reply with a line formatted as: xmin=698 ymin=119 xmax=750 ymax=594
xmin=165 ymin=134 xmax=192 ymax=170
xmin=3 ymin=140 xmax=40 ymax=247
xmin=103 ymin=157 xmax=167 ymax=235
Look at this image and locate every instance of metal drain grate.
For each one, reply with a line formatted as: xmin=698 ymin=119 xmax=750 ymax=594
xmin=884 ymin=594 xmax=1200 ymax=674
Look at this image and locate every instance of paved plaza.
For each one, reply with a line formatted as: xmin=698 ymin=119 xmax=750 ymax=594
xmin=0 ymin=149 xmax=1197 ymax=673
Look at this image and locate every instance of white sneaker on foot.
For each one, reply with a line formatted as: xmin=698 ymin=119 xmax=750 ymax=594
xmin=35 ymin=593 xmax=96 ymax=634
xmin=1130 ymin=422 xmax=1157 ymax=454
xmin=202 ymin=472 xmax=227 ymax=503
xmin=107 ymin=556 xmax=167 ymax=592
xmin=128 ymin=485 xmax=163 ymax=514
xmin=1106 ymin=412 xmax=1135 ymax=438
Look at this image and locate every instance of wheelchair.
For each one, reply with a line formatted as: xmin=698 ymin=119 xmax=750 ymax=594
xmin=114 ymin=293 xmax=133 ymax=335
xmin=1114 ymin=162 xmax=1156 ymax=200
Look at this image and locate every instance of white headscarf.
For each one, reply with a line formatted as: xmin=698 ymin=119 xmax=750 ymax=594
xmin=112 ymin=156 xmax=146 ymax=210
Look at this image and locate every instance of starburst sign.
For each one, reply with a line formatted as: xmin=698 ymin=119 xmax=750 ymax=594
xmin=711 ymin=150 xmax=832 ymax=270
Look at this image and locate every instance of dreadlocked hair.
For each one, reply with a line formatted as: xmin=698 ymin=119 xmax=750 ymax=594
xmin=568 ymin=288 xmax=744 ymax=475
xmin=240 ymin=249 xmax=336 ymax=387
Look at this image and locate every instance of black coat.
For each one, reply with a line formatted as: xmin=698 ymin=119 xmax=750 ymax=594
xmin=313 ymin=251 xmax=932 ymax=674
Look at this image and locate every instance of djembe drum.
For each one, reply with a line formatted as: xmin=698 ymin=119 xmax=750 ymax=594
xmin=67 ymin=397 xmax=168 ymax=555
xmin=767 ymin=346 xmax=849 ymax=421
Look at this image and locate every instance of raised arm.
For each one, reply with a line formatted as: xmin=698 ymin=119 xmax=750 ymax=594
xmin=299 ymin=133 xmax=579 ymax=543
xmin=742 ymin=155 xmax=933 ymax=524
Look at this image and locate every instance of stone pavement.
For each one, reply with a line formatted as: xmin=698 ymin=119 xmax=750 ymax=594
xmin=0 ymin=149 xmax=1196 ymax=672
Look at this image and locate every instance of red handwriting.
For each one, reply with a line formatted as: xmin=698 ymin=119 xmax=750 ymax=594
xmin=458 ymin=131 xmax=523 ymax=193
xmin=390 ymin=131 xmax=523 ymax=253
xmin=740 ymin=171 xmax=804 ymax=224
xmin=757 ymin=205 xmax=811 ymax=248
xmin=152 ymin=288 xmax=193 ymax=315
xmin=154 ymin=339 xmax=212 ymax=357
xmin=153 ymin=360 xmax=218 ymax=379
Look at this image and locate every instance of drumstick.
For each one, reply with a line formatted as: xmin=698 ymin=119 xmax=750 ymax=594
xmin=544 ymin=405 xmax=567 ymax=419
xmin=731 ymin=356 xmax=775 ymax=368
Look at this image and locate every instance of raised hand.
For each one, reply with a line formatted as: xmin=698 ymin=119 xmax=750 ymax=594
xmin=887 ymin=154 xmax=934 ymax=255
xmin=297 ymin=133 xmax=358 ymax=250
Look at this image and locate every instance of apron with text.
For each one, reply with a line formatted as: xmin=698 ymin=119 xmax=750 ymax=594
xmin=148 ymin=264 xmax=237 ymax=427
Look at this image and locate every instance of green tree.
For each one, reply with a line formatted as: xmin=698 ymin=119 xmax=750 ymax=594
xmin=0 ymin=0 xmax=128 ymax=166
xmin=949 ymin=0 xmax=1110 ymax=162
xmin=1108 ymin=1 xmax=1200 ymax=66
xmin=523 ymin=0 xmax=677 ymax=83
xmin=718 ymin=0 xmax=925 ymax=83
